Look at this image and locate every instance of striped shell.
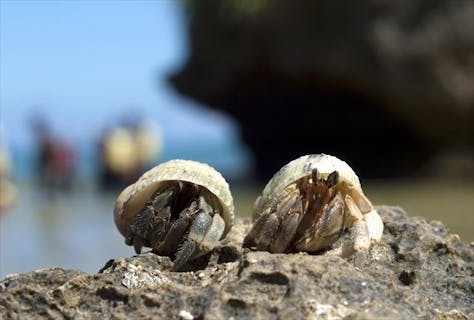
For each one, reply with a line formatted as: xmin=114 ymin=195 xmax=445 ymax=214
xmin=254 ymin=154 xmax=361 ymax=219
xmin=114 ymin=159 xmax=234 ymax=238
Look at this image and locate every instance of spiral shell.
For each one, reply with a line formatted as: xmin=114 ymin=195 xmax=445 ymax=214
xmin=114 ymin=159 xmax=234 ymax=239
xmin=254 ymin=154 xmax=362 ymax=219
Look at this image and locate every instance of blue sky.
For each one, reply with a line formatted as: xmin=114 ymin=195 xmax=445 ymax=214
xmin=0 ymin=0 xmax=249 ymax=175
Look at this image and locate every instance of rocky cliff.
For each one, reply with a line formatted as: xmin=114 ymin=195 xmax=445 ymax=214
xmin=170 ymin=0 xmax=474 ymax=180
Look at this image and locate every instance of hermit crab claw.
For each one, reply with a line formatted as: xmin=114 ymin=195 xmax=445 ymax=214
xmin=243 ymin=154 xmax=383 ymax=257
xmin=114 ymin=159 xmax=234 ymax=271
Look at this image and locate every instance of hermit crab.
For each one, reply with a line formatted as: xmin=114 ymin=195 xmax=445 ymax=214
xmin=114 ymin=159 xmax=234 ymax=271
xmin=243 ymin=154 xmax=383 ymax=256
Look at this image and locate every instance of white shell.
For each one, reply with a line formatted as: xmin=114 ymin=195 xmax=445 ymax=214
xmin=254 ymin=154 xmax=362 ymax=219
xmin=114 ymin=159 xmax=234 ymax=238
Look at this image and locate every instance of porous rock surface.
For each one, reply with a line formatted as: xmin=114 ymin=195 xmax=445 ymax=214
xmin=1 ymin=207 xmax=473 ymax=319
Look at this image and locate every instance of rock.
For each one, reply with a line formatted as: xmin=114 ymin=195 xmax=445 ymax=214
xmin=170 ymin=0 xmax=474 ymax=180
xmin=1 ymin=207 xmax=473 ymax=319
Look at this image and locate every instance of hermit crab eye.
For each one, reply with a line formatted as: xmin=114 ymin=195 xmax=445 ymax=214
xmin=113 ymin=159 xmax=234 ymax=271
xmin=325 ymin=170 xmax=339 ymax=188
xmin=311 ymin=168 xmax=319 ymax=183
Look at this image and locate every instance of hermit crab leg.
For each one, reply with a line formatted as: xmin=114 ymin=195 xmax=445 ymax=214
xmin=159 ymin=200 xmax=198 ymax=256
xmin=324 ymin=196 xmax=370 ymax=257
xmin=293 ymin=171 xmax=345 ymax=252
xmin=173 ymin=211 xmax=212 ymax=271
xmin=199 ymin=213 xmax=225 ymax=254
xmin=129 ymin=206 xmax=154 ymax=254
xmin=364 ymin=209 xmax=384 ymax=243
xmin=344 ymin=194 xmax=370 ymax=251
xmin=318 ymin=194 xmax=346 ymax=239
xmin=243 ymin=182 xmax=306 ymax=252
xmin=269 ymin=194 xmax=305 ymax=253
xmin=173 ymin=191 xmax=226 ymax=271
xmin=242 ymin=210 xmax=272 ymax=249
xmin=198 ymin=189 xmax=226 ymax=252
xmin=256 ymin=214 xmax=280 ymax=251
xmin=173 ymin=214 xmax=227 ymax=271
xmin=346 ymin=186 xmax=384 ymax=243
xmin=128 ymin=183 xmax=179 ymax=253
xmin=295 ymin=193 xmax=346 ymax=252
xmin=147 ymin=206 xmax=171 ymax=249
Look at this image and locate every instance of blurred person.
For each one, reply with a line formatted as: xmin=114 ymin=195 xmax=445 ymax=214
xmin=135 ymin=120 xmax=163 ymax=172
xmin=31 ymin=118 xmax=55 ymax=188
xmin=98 ymin=119 xmax=162 ymax=190
xmin=0 ymin=145 xmax=17 ymax=213
xmin=51 ymin=140 xmax=76 ymax=190
xmin=97 ymin=128 xmax=115 ymax=189
xmin=101 ymin=126 xmax=139 ymax=187
xmin=30 ymin=117 xmax=76 ymax=193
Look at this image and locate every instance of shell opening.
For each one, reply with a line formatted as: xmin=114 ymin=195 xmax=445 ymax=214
xmin=127 ymin=181 xmax=225 ymax=256
xmin=245 ymin=171 xmax=348 ymax=253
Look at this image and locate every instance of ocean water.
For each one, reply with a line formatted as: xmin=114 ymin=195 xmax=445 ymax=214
xmin=0 ymin=181 xmax=128 ymax=279
xmin=10 ymin=136 xmax=253 ymax=181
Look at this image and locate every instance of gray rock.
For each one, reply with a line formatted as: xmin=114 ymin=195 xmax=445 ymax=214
xmin=1 ymin=207 xmax=473 ymax=319
xmin=170 ymin=0 xmax=474 ymax=181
